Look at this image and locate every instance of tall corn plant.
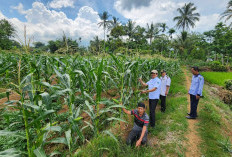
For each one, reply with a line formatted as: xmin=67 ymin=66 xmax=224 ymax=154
xmin=3 ymin=58 xmax=56 ymax=156
xmin=15 ymin=25 xmax=33 ymax=53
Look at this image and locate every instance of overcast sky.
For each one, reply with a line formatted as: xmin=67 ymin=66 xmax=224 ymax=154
xmin=0 ymin=0 xmax=230 ymax=46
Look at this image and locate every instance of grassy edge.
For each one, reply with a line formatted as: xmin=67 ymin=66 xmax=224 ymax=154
xmin=185 ymin=69 xmax=232 ymax=156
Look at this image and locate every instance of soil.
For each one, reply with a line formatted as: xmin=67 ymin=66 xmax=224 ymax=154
xmin=0 ymin=91 xmax=20 ymax=110
xmin=184 ymin=69 xmax=202 ymax=157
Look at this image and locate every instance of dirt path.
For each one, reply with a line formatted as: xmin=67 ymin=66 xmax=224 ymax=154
xmin=184 ymin=68 xmax=202 ymax=157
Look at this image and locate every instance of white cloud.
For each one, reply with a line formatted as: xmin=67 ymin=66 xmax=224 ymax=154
xmin=5 ymin=2 xmax=104 ymax=46
xmin=194 ymin=14 xmax=220 ymax=32
xmin=48 ymin=0 xmax=75 ymax=9
xmin=114 ymin=0 xmax=228 ymax=33
xmin=0 ymin=11 xmax=5 ymax=19
xmin=114 ymin=0 xmax=183 ymax=27
xmin=115 ymin=0 xmax=152 ymax=10
xmin=11 ymin=3 xmax=28 ymax=14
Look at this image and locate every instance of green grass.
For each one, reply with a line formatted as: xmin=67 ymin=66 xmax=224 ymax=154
xmin=150 ymin=72 xmax=188 ymax=156
xmin=77 ymin=134 xmax=155 ymax=157
xmin=185 ymin=70 xmax=232 ymax=157
xmin=198 ymin=90 xmax=232 ymax=156
xmin=201 ymin=72 xmax=232 ymax=86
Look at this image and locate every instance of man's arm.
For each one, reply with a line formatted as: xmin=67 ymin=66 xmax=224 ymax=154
xmin=141 ymin=87 xmax=157 ymax=94
xmin=196 ymin=76 xmax=204 ymax=99
xmin=136 ymin=125 xmax=146 ymax=147
xmin=139 ymin=78 xmax=148 ymax=87
xmin=120 ymin=103 xmax=131 ymax=115
xmin=165 ymin=86 xmax=170 ymax=96
xmin=165 ymin=77 xmax=171 ymax=95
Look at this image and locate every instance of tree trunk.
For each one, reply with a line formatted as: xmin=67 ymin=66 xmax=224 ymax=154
xmin=104 ymin=28 xmax=106 ymax=55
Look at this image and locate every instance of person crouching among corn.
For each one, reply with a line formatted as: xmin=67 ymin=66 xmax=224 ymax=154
xmin=120 ymin=102 xmax=149 ymax=147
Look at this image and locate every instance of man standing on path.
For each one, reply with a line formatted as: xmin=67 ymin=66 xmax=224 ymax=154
xmin=160 ymin=70 xmax=171 ymax=113
xmin=139 ymin=70 xmax=161 ymax=128
xmin=186 ymin=66 xmax=204 ymax=119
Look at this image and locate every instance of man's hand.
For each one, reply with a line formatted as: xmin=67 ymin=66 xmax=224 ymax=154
xmin=165 ymin=91 xmax=168 ymax=96
xmin=141 ymin=90 xmax=147 ymax=94
xmin=196 ymin=95 xmax=200 ymax=100
xmin=136 ymin=139 xmax=142 ymax=147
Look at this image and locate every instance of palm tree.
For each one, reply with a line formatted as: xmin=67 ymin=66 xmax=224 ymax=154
xmin=90 ymin=36 xmax=101 ymax=55
xmin=158 ymin=23 xmax=169 ymax=33
xmin=168 ymin=28 xmax=176 ymax=39
xmin=125 ymin=20 xmax=136 ymax=41
xmin=109 ymin=16 xmax=120 ymax=29
xmin=173 ymin=2 xmax=200 ymax=32
xmin=146 ymin=23 xmax=159 ymax=45
xmin=173 ymin=31 xmax=193 ymax=59
xmin=220 ymin=0 xmax=232 ymax=26
xmin=98 ymin=11 xmax=111 ymax=53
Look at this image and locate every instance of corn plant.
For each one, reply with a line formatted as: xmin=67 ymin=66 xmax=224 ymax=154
xmin=0 ymin=52 xmax=181 ymax=156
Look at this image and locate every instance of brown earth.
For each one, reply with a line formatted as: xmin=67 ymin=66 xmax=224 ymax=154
xmin=0 ymin=91 xmax=20 ymax=110
xmin=184 ymin=69 xmax=202 ymax=157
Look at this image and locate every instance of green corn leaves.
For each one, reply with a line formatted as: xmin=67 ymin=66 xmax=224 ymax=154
xmin=0 ymin=52 xmax=181 ymax=156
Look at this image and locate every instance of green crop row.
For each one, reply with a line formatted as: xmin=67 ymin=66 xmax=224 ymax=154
xmin=0 ymin=52 xmax=180 ymax=156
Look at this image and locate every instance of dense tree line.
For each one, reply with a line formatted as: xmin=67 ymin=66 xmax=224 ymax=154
xmin=0 ymin=2 xmax=232 ymax=63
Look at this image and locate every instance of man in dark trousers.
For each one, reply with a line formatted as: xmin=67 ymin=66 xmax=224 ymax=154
xmin=139 ymin=70 xmax=161 ymax=128
xmin=160 ymin=70 xmax=171 ymax=112
xmin=120 ymin=102 xmax=149 ymax=147
xmin=186 ymin=66 xmax=204 ymax=119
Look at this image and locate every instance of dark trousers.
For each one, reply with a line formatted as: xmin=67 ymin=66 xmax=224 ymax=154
xmin=126 ymin=129 xmax=148 ymax=146
xmin=149 ymin=99 xmax=158 ymax=127
xmin=160 ymin=95 xmax=166 ymax=112
xmin=190 ymin=94 xmax=199 ymax=117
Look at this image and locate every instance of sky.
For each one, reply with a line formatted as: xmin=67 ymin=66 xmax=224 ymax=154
xmin=0 ymin=0 xmax=230 ymax=46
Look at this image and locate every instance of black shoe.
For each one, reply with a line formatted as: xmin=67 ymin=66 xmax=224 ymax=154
xmin=187 ymin=113 xmax=198 ymax=117
xmin=186 ymin=116 xmax=196 ymax=119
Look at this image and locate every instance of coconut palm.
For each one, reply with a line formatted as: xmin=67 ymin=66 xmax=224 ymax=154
xmin=125 ymin=20 xmax=136 ymax=41
xmin=168 ymin=28 xmax=176 ymax=39
xmin=98 ymin=11 xmax=111 ymax=53
xmin=146 ymin=23 xmax=159 ymax=45
xmin=109 ymin=16 xmax=120 ymax=29
xmin=220 ymin=0 xmax=232 ymax=26
xmin=158 ymin=23 xmax=169 ymax=33
xmin=173 ymin=2 xmax=200 ymax=32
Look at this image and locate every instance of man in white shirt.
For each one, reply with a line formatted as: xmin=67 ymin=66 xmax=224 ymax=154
xmin=160 ymin=70 xmax=171 ymax=113
xmin=139 ymin=70 xmax=161 ymax=128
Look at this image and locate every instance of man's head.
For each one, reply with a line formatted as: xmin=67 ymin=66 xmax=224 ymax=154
xmin=161 ymin=69 xmax=166 ymax=77
xmin=191 ymin=66 xmax=199 ymax=75
xmin=151 ymin=70 xmax=158 ymax=79
xmin=137 ymin=102 xmax=146 ymax=115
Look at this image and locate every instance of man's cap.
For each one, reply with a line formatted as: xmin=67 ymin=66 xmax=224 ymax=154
xmin=138 ymin=102 xmax=145 ymax=108
xmin=161 ymin=69 xmax=166 ymax=73
xmin=151 ymin=70 xmax=158 ymax=74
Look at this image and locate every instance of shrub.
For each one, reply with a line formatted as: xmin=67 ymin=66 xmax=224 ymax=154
xmin=219 ymin=89 xmax=232 ymax=109
xmin=210 ymin=61 xmax=227 ymax=72
xmin=225 ymin=80 xmax=232 ymax=91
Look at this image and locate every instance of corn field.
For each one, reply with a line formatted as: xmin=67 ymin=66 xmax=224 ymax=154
xmin=0 ymin=52 xmax=180 ymax=156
